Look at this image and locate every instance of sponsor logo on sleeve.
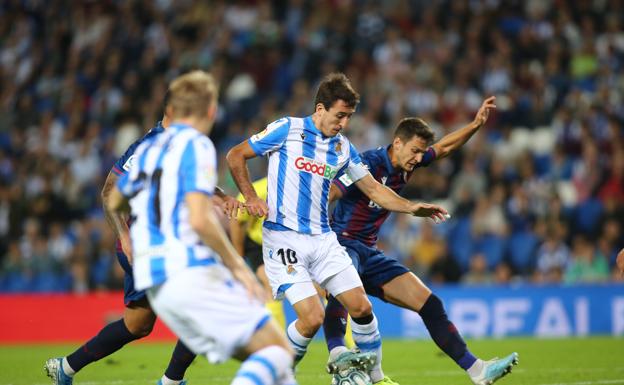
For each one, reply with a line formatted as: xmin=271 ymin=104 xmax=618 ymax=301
xmin=122 ymin=155 xmax=136 ymax=171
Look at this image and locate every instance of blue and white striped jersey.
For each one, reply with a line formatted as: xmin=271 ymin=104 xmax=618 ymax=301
xmin=248 ymin=116 xmax=369 ymax=234
xmin=117 ymin=123 xmax=218 ymax=290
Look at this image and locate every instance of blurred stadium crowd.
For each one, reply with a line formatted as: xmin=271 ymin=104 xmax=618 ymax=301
xmin=0 ymin=0 xmax=623 ymax=293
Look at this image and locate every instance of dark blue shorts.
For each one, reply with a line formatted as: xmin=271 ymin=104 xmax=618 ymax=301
xmin=338 ymin=237 xmax=409 ymax=300
xmin=116 ymin=251 xmax=147 ymax=306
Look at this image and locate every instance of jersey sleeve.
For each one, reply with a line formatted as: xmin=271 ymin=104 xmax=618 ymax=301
xmin=247 ymin=117 xmax=290 ymax=156
xmin=416 ymin=147 xmax=437 ymax=168
xmin=111 ymin=141 xmax=141 ymax=176
xmin=344 ymin=142 xmax=369 ymax=183
xmin=180 ymin=137 xmax=217 ymax=196
xmin=116 ymin=143 xmax=146 ymax=198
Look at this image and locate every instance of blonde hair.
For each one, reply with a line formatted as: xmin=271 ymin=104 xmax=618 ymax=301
xmin=167 ymin=70 xmax=218 ymax=119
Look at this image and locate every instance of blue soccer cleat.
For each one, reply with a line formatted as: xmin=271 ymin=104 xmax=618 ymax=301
xmin=44 ymin=358 xmax=73 ymax=385
xmin=470 ymin=352 xmax=519 ymax=385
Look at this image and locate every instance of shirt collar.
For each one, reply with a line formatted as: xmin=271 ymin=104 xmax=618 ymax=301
xmin=382 ymin=144 xmax=397 ymax=173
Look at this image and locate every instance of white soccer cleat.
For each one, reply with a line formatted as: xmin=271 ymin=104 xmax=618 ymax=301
xmin=470 ymin=352 xmax=519 ymax=385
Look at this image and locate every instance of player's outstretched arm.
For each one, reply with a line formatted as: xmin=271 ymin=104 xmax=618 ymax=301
xmin=432 ymin=96 xmax=496 ymax=159
xmin=617 ymin=248 xmax=624 ymax=276
xmin=354 ymin=173 xmax=449 ymax=222
xmin=102 ymin=172 xmax=133 ymax=261
xmin=187 ymin=191 xmax=266 ymax=301
xmin=226 ymin=141 xmax=268 ymax=217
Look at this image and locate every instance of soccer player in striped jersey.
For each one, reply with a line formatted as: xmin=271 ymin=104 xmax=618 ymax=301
xmin=323 ymin=97 xmax=519 ymax=385
xmin=109 ymin=70 xmax=297 ymax=385
xmin=226 ymin=73 xmax=449 ymax=385
xmin=44 ymin=93 xmax=242 ymax=385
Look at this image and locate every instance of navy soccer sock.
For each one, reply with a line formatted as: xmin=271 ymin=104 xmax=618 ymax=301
xmin=419 ymin=294 xmax=477 ymax=370
xmin=66 ymin=319 xmax=139 ymax=372
xmin=323 ymin=295 xmax=348 ymax=352
xmin=164 ymin=340 xmax=197 ymax=381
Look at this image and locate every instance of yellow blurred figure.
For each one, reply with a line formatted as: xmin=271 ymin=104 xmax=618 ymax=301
xmin=229 ymin=177 xmax=286 ymax=329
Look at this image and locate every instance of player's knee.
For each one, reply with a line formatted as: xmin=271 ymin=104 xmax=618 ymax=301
xmin=126 ymin=321 xmax=154 ymax=338
xmin=347 ymin=298 xmax=372 ymax=318
xmin=299 ymin=311 xmax=324 ymax=335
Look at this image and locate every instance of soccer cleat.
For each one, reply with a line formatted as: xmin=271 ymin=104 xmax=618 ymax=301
xmin=44 ymin=358 xmax=73 ymax=385
xmin=156 ymin=379 xmax=188 ymax=385
xmin=470 ymin=352 xmax=519 ymax=385
xmin=373 ymin=376 xmax=400 ymax=385
xmin=326 ymin=349 xmax=377 ymax=374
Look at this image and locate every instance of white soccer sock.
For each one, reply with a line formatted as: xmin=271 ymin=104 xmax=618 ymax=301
xmin=467 ymin=359 xmax=485 ymax=377
xmin=350 ymin=314 xmax=384 ymax=383
xmin=329 ymin=346 xmax=350 ymax=362
xmin=231 ymin=345 xmax=295 ymax=385
xmin=287 ymin=321 xmax=311 ymax=365
xmin=61 ymin=357 xmax=76 ymax=376
xmin=159 ymin=375 xmax=183 ymax=385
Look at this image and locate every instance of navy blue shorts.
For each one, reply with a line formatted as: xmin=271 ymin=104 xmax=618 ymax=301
xmin=116 ymin=251 xmax=147 ymax=306
xmin=338 ymin=237 xmax=409 ymax=300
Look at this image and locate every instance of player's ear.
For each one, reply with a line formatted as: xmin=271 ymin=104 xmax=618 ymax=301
xmin=315 ymin=102 xmax=326 ymax=114
xmin=207 ymin=102 xmax=218 ymax=122
xmin=392 ymin=136 xmax=403 ymax=149
xmin=165 ymin=105 xmax=174 ymax=120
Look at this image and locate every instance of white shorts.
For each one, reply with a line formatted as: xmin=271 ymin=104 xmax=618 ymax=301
xmin=147 ymin=265 xmax=270 ymax=364
xmin=262 ymin=227 xmax=362 ymax=303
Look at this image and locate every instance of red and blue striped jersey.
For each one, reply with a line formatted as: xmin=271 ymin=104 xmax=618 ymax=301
xmin=331 ymin=145 xmax=436 ymax=246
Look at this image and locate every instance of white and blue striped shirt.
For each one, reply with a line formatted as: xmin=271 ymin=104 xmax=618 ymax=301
xmin=117 ymin=123 xmax=218 ymax=290
xmin=249 ymin=116 xmax=369 ymax=234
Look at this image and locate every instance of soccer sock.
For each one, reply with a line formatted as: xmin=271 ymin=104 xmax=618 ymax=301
xmin=286 ymin=321 xmax=311 ymax=366
xmin=231 ymin=345 xmax=296 ymax=385
xmin=351 ymin=313 xmax=384 ymax=383
xmin=162 ymin=340 xmax=197 ymax=382
xmin=66 ymin=318 xmax=140 ymax=372
xmin=418 ymin=294 xmax=477 ymax=370
xmin=61 ymin=358 xmax=75 ymax=376
xmin=323 ymin=295 xmax=348 ymax=353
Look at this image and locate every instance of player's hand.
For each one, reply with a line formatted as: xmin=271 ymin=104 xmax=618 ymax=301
xmin=220 ymin=195 xmax=245 ymax=219
xmin=245 ymin=196 xmax=268 ymax=217
xmin=410 ymin=202 xmax=450 ymax=224
xmin=120 ymin=233 xmax=133 ymax=264
xmin=616 ymin=248 xmax=624 ymax=276
xmin=473 ymin=96 xmax=496 ymax=127
xmin=232 ymin=264 xmax=269 ymax=302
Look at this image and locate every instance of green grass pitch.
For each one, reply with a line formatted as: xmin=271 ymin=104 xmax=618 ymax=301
xmin=2 ymin=337 xmax=623 ymax=385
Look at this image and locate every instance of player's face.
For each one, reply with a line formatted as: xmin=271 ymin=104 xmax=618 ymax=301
xmin=396 ymin=135 xmax=429 ymax=171
xmin=318 ymin=100 xmax=355 ymax=137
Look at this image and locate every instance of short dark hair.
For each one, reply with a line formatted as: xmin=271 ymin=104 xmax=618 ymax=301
xmin=393 ymin=117 xmax=434 ymax=144
xmin=314 ymin=73 xmax=360 ymax=110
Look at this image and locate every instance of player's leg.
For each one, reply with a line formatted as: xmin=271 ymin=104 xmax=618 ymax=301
xmin=323 ymin=245 xmax=362 ymax=357
xmin=159 ymin=340 xmax=197 ymax=385
xmin=262 ymin=228 xmax=324 ymax=366
xmin=148 ymin=266 xmax=296 ymax=385
xmin=44 ymin=263 xmax=156 ymax=384
xmin=283 ymin=282 xmax=326 ymax=365
xmin=328 ymin=271 xmax=384 ymax=383
xmin=382 ymin=272 xmax=518 ymax=384
xmin=314 ymin=233 xmax=384 ymax=383
xmin=233 ymin=318 xmax=297 ymax=385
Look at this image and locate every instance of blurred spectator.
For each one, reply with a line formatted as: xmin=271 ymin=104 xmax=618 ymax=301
xmin=564 ymin=234 xmax=610 ymax=283
xmin=1 ymin=0 xmax=623 ymax=292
